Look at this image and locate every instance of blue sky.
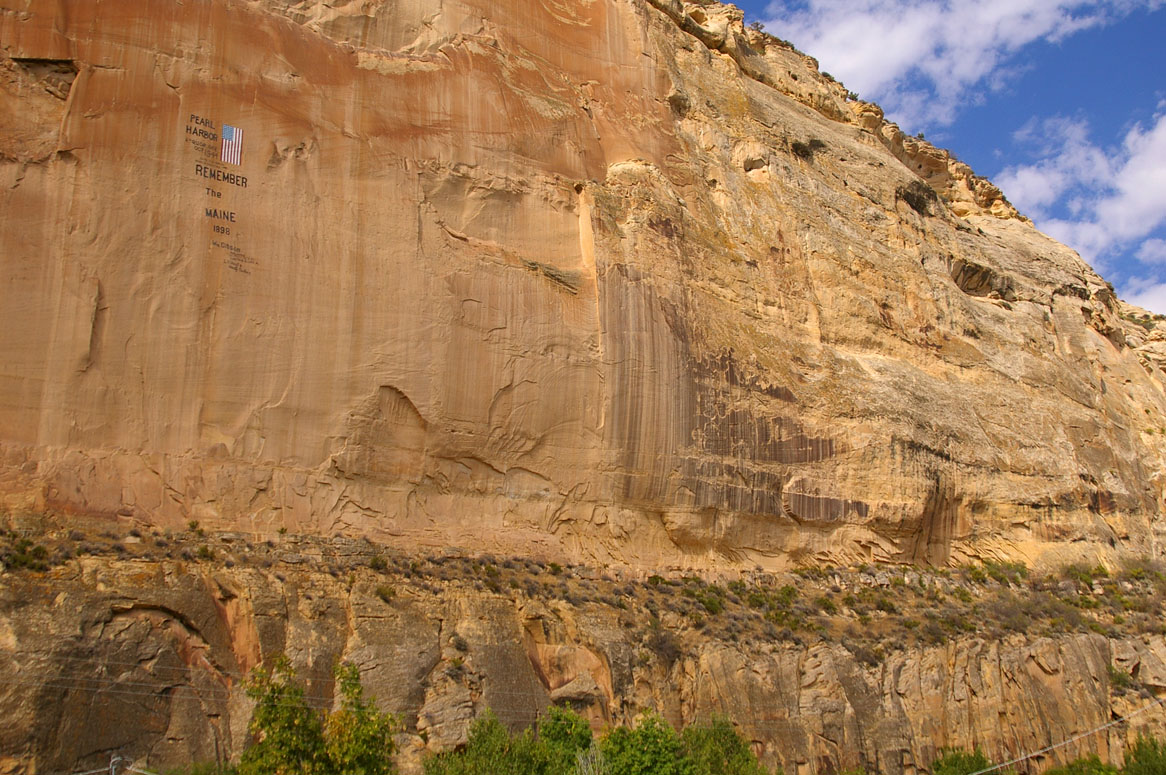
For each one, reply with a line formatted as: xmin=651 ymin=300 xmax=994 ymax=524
xmin=737 ymin=0 xmax=1166 ymax=312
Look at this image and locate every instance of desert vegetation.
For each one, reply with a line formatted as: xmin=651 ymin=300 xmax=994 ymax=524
xmin=177 ymin=658 xmax=772 ymax=775
xmin=168 ymin=655 xmax=1166 ymax=775
xmin=5 ymin=521 xmax=1166 ymax=674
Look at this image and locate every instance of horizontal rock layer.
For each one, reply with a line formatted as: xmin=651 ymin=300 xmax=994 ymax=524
xmin=2 ymin=0 xmax=1166 ymax=569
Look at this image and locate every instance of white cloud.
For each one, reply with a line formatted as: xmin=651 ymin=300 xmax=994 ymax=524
xmin=1138 ymin=239 xmax=1166 ymax=263
xmin=1121 ymin=276 xmax=1166 ymax=314
xmin=1093 ymin=117 xmax=1166 ymax=244
xmin=994 ymin=117 xmax=1113 ymax=218
xmin=761 ymin=0 xmax=1159 ymax=128
xmin=992 ymin=110 xmax=1166 ymax=273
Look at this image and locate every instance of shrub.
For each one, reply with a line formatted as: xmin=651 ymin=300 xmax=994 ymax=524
xmin=602 ymin=712 xmax=693 ymax=775
xmin=875 ymin=597 xmax=897 ymax=614
xmin=680 ymin=716 xmax=770 ymax=775
xmin=1108 ymin=664 xmax=1133 ymax=691
xmin=931 ymin=748 xmax=995 ymax=775
xmin=843 ymin=640 xmax=882 ymax=667
xmin=984 ymin=561 xmax=1027 ymax=585
xmin=647 ymin=630 xmax=683 ymax=667
xmin=1124 ymin=735 xmax=1166 ymax=775
xmin=577 ymin=744 xmax=610 ymax=775
xmin=2 ymin=538 xmax=50 ymax=571
xmin=1044 ymin=755 xmax=1117 ymax=775
xmin=424 ymin=711 xmax=512 ymax=775
xmin=424 ymin=707 xmax=592 ymax=775
xmin=1064 ymin=564 xmax=1109 ymax=585
xmin=896 ymin=180 xmax=938 ymax=216
xmin=699 ymin=593 xmax=725 ymax=615
xmin=790 ymin=139 xmax=826 ymax=160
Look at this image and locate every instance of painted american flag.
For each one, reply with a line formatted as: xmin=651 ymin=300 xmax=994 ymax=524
xmin=220 ymin=124 xmax=243 ymax=165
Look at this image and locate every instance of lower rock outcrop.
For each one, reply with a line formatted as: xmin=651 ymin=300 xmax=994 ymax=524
xmin=4 ymin=531 xmax=1166 ymax=775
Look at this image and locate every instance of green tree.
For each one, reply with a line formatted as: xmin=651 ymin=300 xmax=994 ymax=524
xmin=680 ymin=716 xmax=770 ymax=775
xmin=423 ymin=711 xmax=520 ymax=775
xmin=239 ymin=657 xmax=397 ymax=775
xmin=539 ymin=705 xmax=595 ymax=772
xmin=239 ymin=656 xmax=328 ymax=775
xmin=326 ymin=663 xmax=398 ymax=775
xmin=602 ymin=712 xmax=694 ymax=775
xmin=1125 ymin=735 xmax=1166 ymax=775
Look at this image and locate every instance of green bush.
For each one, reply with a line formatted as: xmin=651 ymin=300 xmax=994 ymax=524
xmin=2 ymin=538 xmax=50 ymax=571
xmin=602 ymin=712 xmax=693 ymax=775
xmin=896 ymin=180 xmax=938 ymax=217
xmin=680 ymin=716 xmax=770 ymax=775
xmin=423 ymin=706 xmax=593 ymax=775
xmin=981 ymin=561 xmax=1028 ymax=585
xmin=790 ymin=139 xmax=826 ymax=160
xmin=931 ymin=748 xmax=994 ymax=775
xmin=423 ymin=711 xmax=515 ymax=775
xmin=1124 ymin=735 xmax=1166 ymax=775
xmin=1064 ymin=564 xmax=1109 ymax=585
xmin=1044 ymin=755 xmax=1117 ymax=775
xmin=1108 ymin=664 xmax=1134 ymax=691
xmin=239 ymin=657 xmax=397 ymax=775
xmin=541 ymin=705 xmax=595 ymax=773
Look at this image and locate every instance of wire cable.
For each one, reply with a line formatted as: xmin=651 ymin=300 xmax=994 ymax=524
xmin=966 ymin=692 xmax=1166 ymax=775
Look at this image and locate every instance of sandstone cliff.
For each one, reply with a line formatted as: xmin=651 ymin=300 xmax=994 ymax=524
xmin=3 ymin=0 xmax=1166 ymax=571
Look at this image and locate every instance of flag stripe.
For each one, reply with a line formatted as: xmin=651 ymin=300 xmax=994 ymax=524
xmin=220 ymin=125 xmax=243 ymax=166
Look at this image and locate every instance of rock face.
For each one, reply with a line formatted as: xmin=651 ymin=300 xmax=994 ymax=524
xmin=4 ymin=554 xmax=1166 ymax=775
xmin=3 ymin=0 xmax=1166 ymax=571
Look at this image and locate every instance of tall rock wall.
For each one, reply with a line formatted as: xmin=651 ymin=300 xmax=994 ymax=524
xmin=3 ymin=0 xmax=1166 ymax=570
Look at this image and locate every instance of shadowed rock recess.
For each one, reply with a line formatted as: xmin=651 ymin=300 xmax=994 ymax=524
xmin=4 ymin=0 xmax=1166 ymax=771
